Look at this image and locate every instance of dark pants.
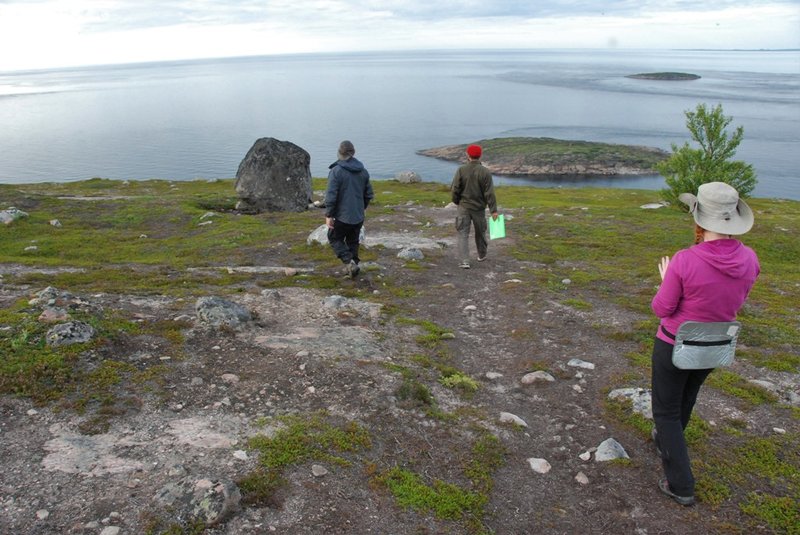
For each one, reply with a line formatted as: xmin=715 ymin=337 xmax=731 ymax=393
xmin=456 ymin=206 xmax=488 ymax=262
xmin=651 ymin=337 xmax=713 ymax=496
xmin=327 ymin=220 xmax=363 ymax=264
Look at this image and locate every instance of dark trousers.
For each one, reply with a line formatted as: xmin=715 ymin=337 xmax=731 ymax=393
xmin=327 ymin=220 xmax=363 ymax=264
xmin=651 ymin=337 xmax=713 ymax=496
xmin=456 ymin=206 xmax=488 ymax=262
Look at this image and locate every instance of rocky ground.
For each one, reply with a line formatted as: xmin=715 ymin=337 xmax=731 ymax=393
xmin=1 ymin=200 xmax=797 ymax=535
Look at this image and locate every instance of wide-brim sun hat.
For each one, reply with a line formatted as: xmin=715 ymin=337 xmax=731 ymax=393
xmin=678 ymin=181 xmax=754 ymax=235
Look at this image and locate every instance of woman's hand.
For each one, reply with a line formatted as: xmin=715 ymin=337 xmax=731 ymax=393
xmin=658 ymin=256 xmax=670 ymax=281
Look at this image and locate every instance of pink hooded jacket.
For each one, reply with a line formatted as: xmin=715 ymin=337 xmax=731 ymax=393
xmin=652 ymin=239 xmax=760 ymax=345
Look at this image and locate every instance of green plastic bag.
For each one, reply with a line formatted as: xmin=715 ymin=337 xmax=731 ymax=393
xmin=489 ymin=214 xmax=505 ymax=240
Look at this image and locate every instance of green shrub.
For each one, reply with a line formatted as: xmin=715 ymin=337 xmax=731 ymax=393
xmin=657 ymin=103 xmax=757 ymax=205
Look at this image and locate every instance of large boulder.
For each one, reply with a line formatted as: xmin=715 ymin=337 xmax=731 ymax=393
xmin=234 ymin=138 xmax=312 ymax=213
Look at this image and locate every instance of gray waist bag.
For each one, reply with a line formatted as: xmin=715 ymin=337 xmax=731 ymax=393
xmin=671 ymin=321 xmax=741 ymax=370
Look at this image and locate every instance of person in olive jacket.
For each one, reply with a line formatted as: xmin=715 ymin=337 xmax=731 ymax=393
xmin=450 ymin=144 xmax=498 ymax=269
xmin=324 ymin=140 xmax=374 ymax=279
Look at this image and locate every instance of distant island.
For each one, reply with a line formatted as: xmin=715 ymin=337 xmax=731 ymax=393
xmin=417 ymin=137 xmax=670 ymax=177
xmin=626 ymin=72 xmax=701 ymax=81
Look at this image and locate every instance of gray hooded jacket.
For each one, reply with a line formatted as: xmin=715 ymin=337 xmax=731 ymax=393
xmin=325 ymin=157 xmax=374 ymax=225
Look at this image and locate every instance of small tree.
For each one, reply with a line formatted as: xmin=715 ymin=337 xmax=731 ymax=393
xmin=657 ymin=103 xmax=757 ymax=207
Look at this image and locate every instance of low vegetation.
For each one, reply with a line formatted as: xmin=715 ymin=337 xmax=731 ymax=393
xmin=1 ymin=177 xmax=797 ymax=533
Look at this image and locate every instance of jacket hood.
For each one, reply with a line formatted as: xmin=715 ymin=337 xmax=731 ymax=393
xmin=329 ymin=157 xmax=365 ymax=173
xmin=688 ymin=239 xmax=754 ymax=279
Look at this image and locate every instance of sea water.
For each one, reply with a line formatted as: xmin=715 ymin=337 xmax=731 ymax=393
xmin=0 ymin=49 xmax=798 ymax=199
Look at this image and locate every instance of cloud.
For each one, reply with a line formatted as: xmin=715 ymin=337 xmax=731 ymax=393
xmin=0 ymin=0 xmax=798 ymax=71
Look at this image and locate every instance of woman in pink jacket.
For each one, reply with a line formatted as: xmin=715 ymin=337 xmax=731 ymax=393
xmin=651 ymin=182 xmax=760 ymax=506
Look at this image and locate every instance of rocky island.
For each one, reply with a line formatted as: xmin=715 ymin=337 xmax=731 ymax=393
xmin=626 ymin=72 xmax=701 ymax=81
xmin=417 ymin=137 xmax=669 ymax=177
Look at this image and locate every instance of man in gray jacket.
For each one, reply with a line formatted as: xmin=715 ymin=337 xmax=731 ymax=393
xmin=324 ymin=140 xmax=374 ymax=279
xmin=450 ymin=144 xmax=498 ymax=269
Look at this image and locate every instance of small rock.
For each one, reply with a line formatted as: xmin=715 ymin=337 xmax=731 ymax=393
xmin=463 ymin=305 xmax=477 ymax=312
xmin=485 ymin=372 xmax=504 ymax=380
xmin=398 ymin=248 xmax=424 ymax=261
xmin=608 ymin=388 xmax=653 ymax=419
xmin=36 ymin=509 xmax=49 ymax=520
xmin=575 ymin=472 xmax=589 ymax=485
xmin=312 ymin=464 xmax=329 ymax=477
xmin=221 ymin=374 xmax=240 ymax=384
xmin=49 ymin=219 xmax=62 ymax=227
xmin=773 ymin=427 xmax=786 ymax=434
xmin=27 ymin=409 xmax=39 ymax=416
xmin=595 ymin=438 xmax=629 ymax=462
xmin=45 ymin=321 xmax=95 ymax=347
xmin=641 ymin=202 xmax=668 ymax=209
xmin=579 ymin=451 xmax=592 ymax=461
xmin=562 ymin=278 xmax=571 ymax=285
xmin=567 ymin=359 xmax=595 ymax=370
xmin=196 ymin=296 xmax=252 ymax=328
xmin=100 ymin=526 xmax=121 ymax=535
xmin=521 ymin=371 xmax=555 ymax=384
xmin=527 ymin=458 xmax=551 ymax=474
xmin=38 ymin=307 xmax=69 ymax=323
xmin=233 ymin=450 xmax=248 ymax=461
xmin=499 ymin=412 xmax=528 ymax=427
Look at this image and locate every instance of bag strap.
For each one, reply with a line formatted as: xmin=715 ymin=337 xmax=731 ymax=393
xmin=663 ymin=324 xmax=735 ymax=346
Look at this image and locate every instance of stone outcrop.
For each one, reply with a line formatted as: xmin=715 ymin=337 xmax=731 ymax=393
xmin=394 ymin=171 xmax=422 ymax=183
xmin=45 ymin=321 xmax=96 ymax=347
xmin=234 ymin=138 xmax=312 ymax=213
xmin=195 ymin=297 xmax=252 ymax=328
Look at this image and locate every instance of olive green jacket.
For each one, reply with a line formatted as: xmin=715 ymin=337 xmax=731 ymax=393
xmin=450 ymin=160 xmax=497 ymax=213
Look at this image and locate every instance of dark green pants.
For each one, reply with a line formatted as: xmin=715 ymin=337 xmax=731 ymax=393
xmin=455 ymin=206 xmax=488 ymax=263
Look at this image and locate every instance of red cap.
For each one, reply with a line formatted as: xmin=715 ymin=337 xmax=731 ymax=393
xmin=466 ymin=144 xmax=482 ymax=159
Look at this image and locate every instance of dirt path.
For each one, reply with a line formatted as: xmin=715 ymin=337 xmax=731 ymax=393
xmin=1 ymin=202 xmax=796 ymax=534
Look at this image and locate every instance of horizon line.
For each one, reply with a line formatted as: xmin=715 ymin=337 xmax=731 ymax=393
xmin=3 ymin=46 xmax=798 ymax=75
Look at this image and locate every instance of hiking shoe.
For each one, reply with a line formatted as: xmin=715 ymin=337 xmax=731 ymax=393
xmin=651 ymin=428 xmax=662 ymax=457
xmin=348 ymin=260 xmax=360 ymax=279
xmin=477 ymin=255 xmax=487 ymax=262
xmin=459 ymin=261 xmax=470 ymax=269
xmin=658 ymin=478 xmax=695 ymax=506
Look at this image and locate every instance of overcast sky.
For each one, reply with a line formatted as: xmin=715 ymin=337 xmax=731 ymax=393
xmin=1 ymin=0 xmax=799 ymax=71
